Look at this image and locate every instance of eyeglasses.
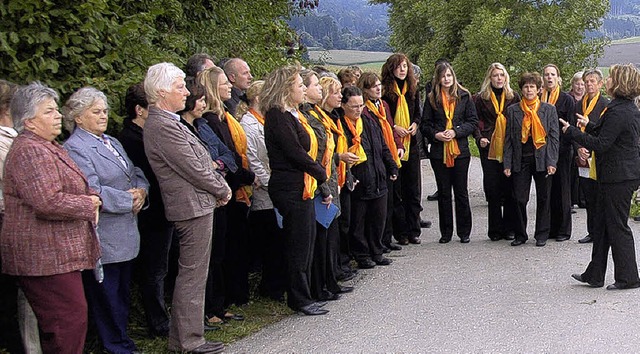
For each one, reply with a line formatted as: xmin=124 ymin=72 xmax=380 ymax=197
xmin=345 ymin=104 xmax=364 ymax=110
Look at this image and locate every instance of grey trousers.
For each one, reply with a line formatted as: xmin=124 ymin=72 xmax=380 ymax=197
xmin=168 ymin=213 xmax=214 ymax=351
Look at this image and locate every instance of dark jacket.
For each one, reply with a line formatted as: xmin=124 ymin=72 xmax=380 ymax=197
xmin=363 ymin=99 xmax=403 ymax=150
xmin=421 ymin=90 xmax=479 ymax=161
xmin=503 ymin=102 xmax=559 ymax=173
xmin=301 ymin=104 xmax=338 ymax=202
xmin=565 ymin=98 xmax=640 ymax=184
xmin=225 ymin=86 xmax=243 ymax=117
xmin=382 ymin=82 xmax=422 ymax=153
xmin=342 ymin=115 xmax=398 ymax=200
xmin=545 ymin=91 xmax=575 ymax=152
xmin=203 ymin=111 xmax=255 ymax=196
xmin=574 ymin=93 xmax=610 ymax=152
xmin=192 ymin=117 xmax=238 ymax=173
xmin=472 ymin=91 xmax=521 ymax=147
xmin=264 ymin=107 xmax=327 ymax=195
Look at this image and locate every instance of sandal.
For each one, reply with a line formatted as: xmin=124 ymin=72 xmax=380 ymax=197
xmin=223 ymin=312 xmax=245 ymax=321
xmin=205 ymin=315 xmax=225 ymax=326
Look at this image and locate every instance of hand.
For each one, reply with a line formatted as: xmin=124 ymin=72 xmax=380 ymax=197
xmin=217 ymin=190 xmax=232 ymax=207
xmin=393 ymin=125 xmax=410 ymax=137
xmin=503 ymin=169 xmax=511 ymax=177
xmin=577 ymin=147 xmax=590 ymax=161
xmin=390 ymin=174 xmax=398 ymax=181
xmin=559 ymin=118 xmax=570 ymax=133
xmin=547 ymin=166 xmax=556 ymax=175
xmin=444 ymin=129 xmax=457 ymax=139
xmin=576 ymin=113 xmax=589 ymax=128
xmin=479 ymin=138 xmax=490 ymax=148
xmin=322 ymin=194 xmax=333 ymax=209
xmin=408 ymin=122 xmax=418 ymax=136
xmin=253 ymin=176 xmax=261 ymax=189
xmin=128 ymin=188 xmax=146 ymax=214
xmin=435 ymin=131 xmax=452 ymax=142
xmin=340 ymin=152 xmax=360 ymax=165
xmin=212 ymin=160 xmax=219 ymax=170
xmin=397 ymin=148 xmax=405 ymax=160
xmin=89 ymin=195 xmax=102 ymax=224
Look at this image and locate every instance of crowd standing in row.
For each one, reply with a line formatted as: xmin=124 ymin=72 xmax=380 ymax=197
xmin=0 ymin=53 xmax=639 ymax=354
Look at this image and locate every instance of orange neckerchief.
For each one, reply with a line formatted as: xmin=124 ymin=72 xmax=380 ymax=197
xmin=519 ymin=98 xmax=546 ymax=149
xmin=442 ymin=91 xmax=460 ymax=167
xmin=589 ymin=107 xmax=608 ymax=180
xmin=315 ymin=106 xmax=347 ymax=188
xmin=308 ymin=109 xmax=336 ymax=179
xmin=343 ymin=115 xmax=367 ymax=165
xmin=249 ymin=108 xmax=265 ymax=126
xmin=488 ymin=91 xmax=507 ymax=163
xmin=393 ymin=81 xmax=411 ymax=161
xmin=225 ymin=111 xmax=252 ymax=206
xmin=297 ymin=111 xmax=319 ymax=200
xmin=580 ymin=92 xmax=600 ymax=132
xmin=541 ymin=85 xmax=560 ymax=105
xmin=366 ymin=100 xmax=401 ymax=167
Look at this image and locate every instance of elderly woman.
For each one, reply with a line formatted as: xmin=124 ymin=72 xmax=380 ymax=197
xmin=62 ymin=87 xmax=149 ymax=354
xmin=143 ymin=62 xmax=231 ymax=353
xmin=263 ymin=63 xmax=329 ymax=315
xmin=503 ymin=72 xmax=559 ymax=247
xmin=421 ymin=62 xmax=478 ymax=244
xmin=119 ymin=83 xmax=172 ymax=338
xmin=568 ymin=71 xmax=586 ymax=102
xmin=563 ymin=64 xmax=640 ymax=290
xmin=541 ymin=64 xmax=576 ymax=242
xmin=0 ymin=82 xmax=102 ymax=353
xmin=473 ymin=63 xmax=520 ymax=241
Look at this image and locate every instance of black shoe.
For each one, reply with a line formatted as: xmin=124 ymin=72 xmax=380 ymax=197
xmin=511 ymin=239 xmax=525 ymax=246
xmin=382 ymin=247 xmax=391 ymax=254
xmin=357 ymin=259 xmax=376 ymax=269
xmin=460 ymin=236 xmax=470 ymax=243
xmin=427 ymin=191 xmax=439 ymax=201
xmin=408 ymin=236 xmax=422 ymax=244
xmin=571 ymin=209 xmax=577 ymax=214
xmin=387 ymin=243 xmax=402 ymax=251
xmin=634 ymin=215 xmax=640 ymax=222
xmin=373 ymin=257 xmax=393 ymax=266
xmin=489 ymin=235 xmax=502 ymax=241
xmin=571 ymin=273 xmax=603 ymax=287
xmin=314 ymin=301 xmax=328 ymax=307
xmin=184 ymin=341 xmax=225 ymax=354
xmin=337 ymin=271 xmax=356 ymax=282
xmin=439 ymin=237 xmax=451 ymax=244
xmin=536 ymin=239 xmax=546 ymax=247
xmin=606 ymin=282 xmax=640 ymax=290
xmin=298 ymin=304 xmax=329 ymax=315
xmin=396 ymin=237 xmax=409 ymax=245
xmin=420 ymin=219 xmax=432 ymax=228
xmin=556 ymin=235 xmax=570 ymax=242
xmin=503 ymin=232 xmax=515 ymax=241
xmin=578 ymin=235 xmax=592 ymax=243
xmin=320 ymin=293 xmax=341 ymax=301
xmin=336 ymin=285 xmax=354 ymax=294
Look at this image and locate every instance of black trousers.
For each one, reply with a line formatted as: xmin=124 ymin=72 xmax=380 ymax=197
xmin=393 ymin=138 xmax=422 ymax=240
xmin=511 ymin=155 xmax=552 ymax=242
xmin=581 ymin=177 xmax=598 ymax=238
xmin=270 ymin=189 xmax=316 ymax=310
xmin=205 ymin=206 xmax=227 ymax=319
xmin=337 ymin=189 xmax=353 ymax=274
xmin=350 ymin=194 xmax=388 ymax=261
xmin=248 ymin=209 xmax=286 ymax=300
xmin=479 ymin=149 xmax=516 ymax=238
xmin=430 ymin=157 xmax=472 ymax=240
xmin=310 ymin=219 xmax=341 ymax=300
xmin=136 ymin=221 xmax=173 ymax=334
xmin=581 ymin=179 xmax=640 ymax=287
xmin=382 ymin=178 xmax=395 ymax=247
xmin=550 ymin=150 xmax=573 ymax=238
xmin=224 ymin=201 xmax=250 ymax=306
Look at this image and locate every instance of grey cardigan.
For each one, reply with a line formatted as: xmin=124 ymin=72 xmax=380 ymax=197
xmin=240 ymin=111 xmax=273 ymax=211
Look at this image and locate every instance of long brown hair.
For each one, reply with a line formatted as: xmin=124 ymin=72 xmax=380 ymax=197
xmin=381 ymin=53 xmax=417 ymax=100
xmin=428 ymin=62 xmax=469 ymax=108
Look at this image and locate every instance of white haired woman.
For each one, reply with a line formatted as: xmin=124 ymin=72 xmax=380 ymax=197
xmin=0 ymin=82 xmax=102 ymax=353
xmin=143 ymin=62 xmax=231 ymax=353
xmin=62 ymin=87 xmax=149 ymax=354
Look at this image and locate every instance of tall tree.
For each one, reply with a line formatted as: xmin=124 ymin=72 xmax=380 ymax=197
xmin=374 ymin=0 xmax=609 ymax=92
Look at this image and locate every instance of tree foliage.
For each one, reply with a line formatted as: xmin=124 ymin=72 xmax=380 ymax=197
xmin=0 ymin=0 xmax=307 ymax=132
xmin=373 ymin=0 xmax=610 ymax=93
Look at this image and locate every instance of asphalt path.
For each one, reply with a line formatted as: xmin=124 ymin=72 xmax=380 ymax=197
xmin=228 ymin=157 xmax=640 ymax=353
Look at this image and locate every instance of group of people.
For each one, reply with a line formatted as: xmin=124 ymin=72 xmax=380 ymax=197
xmin=0 ymin=51 xmax=639 ymax=354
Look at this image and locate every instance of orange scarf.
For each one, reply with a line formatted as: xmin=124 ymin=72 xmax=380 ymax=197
xmin=308 ymin=109 xmax=336 ymax=179
xmin=249 ymin=108 xmax=265 ymax=126
xmin=519 ymin=98 xmax=546 ymax=149
xmin=580 ymin=92 xmax=600 ymax=132
xmin=225 ymin=112 xmax=252 ymax=206
xmin=442 ymin=91 xmax=460 ymax=167
xmin=315 ymin=107 xmax=348 ymax=188
xmin=488 ymin=91 xmax=506 ymax=163
xmin=297 ymin=111 xmax=319 ymax=200
xmin=343 ymin=116 xmax=367 ymax=165
xmin=393 ymin=81 xmax=411 ymax=161
xmin=541 ymin=85 xmax=560 ymax=105
xmin=366 ymin=100 xmax=401 ymax=167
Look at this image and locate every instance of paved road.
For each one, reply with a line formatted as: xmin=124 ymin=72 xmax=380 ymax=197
xmin=228 ymin=158 xmax=640 ymax=353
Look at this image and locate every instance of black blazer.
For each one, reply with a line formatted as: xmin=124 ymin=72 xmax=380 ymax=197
xmin=473 ymin=91 xmax=521 ymax=146
xmin=264 ymin=108 xmax=327 ymax=195
xmin=503 ymin=102 xmax=559 ymax=173
xmin=546 ymin=91 xmax=576 ymax=152
xmin=565 ymin=98 xmax=640 ymax=184
xmin=420 ymin=90 xmax=478 ymax=161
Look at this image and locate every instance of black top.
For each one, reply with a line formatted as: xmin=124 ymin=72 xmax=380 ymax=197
xmin=225 ymin=87 xmax=243 ymax=117
xmin=472 ymin=90 xmax=521 ymax=143
xmin=565 ymin=98 xmax=640 ymax=184
xmin=118 ymin=119 xmax=169 ymax=228
xmin=264 ymin=107 xmax=327 ymax=195
xmin=544 ymin=91 xmax=575 ymax=152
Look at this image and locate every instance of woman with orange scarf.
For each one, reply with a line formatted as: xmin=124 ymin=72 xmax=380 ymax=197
xmin=198 ymin=66 xmax=256 ymax=326
xmin=421 ymin=62 xmax=478 ymax=244
xmin=503 ymin=72 xmax=559 ymax=247
xmin=263 ymin=64 xmax=330 ymax=315
xmin=473 ymin=63 xmax=520 ymax=241
xmin=381 ymin=53 xmax=425 ymax=245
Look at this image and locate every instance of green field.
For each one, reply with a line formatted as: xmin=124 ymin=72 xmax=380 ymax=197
xmin=611 ymin=36 xmax=640 ymax=44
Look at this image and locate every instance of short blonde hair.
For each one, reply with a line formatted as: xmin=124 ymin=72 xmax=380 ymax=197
xmin=607 ymin=64 xmax=640 ymax=100
xmin=479 ymin=63 xmax=515 ymax=101
xmin=319 ymin=76 xmax=341 ymax=108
